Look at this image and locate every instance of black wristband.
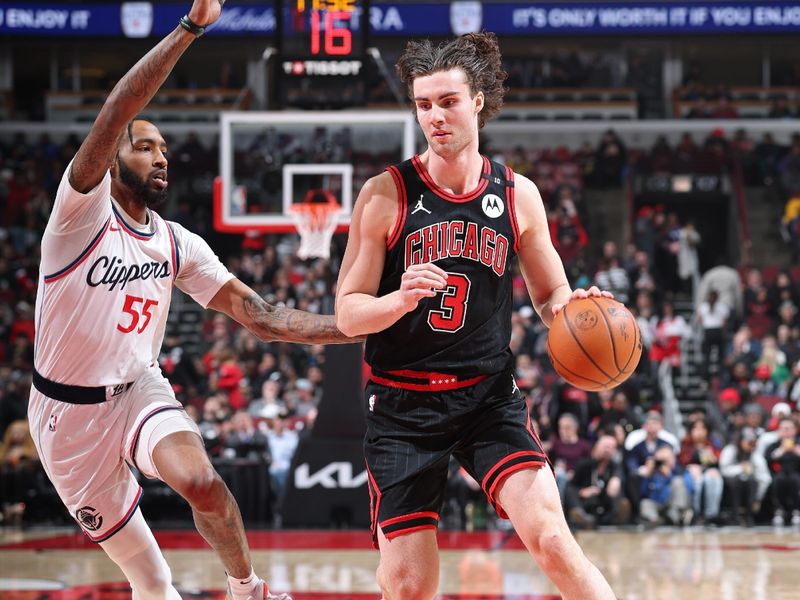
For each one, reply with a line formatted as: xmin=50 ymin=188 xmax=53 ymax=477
xmin=179 ymin=14 xmax=205 ymax=36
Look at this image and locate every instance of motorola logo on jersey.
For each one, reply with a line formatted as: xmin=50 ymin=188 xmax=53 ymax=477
xmin=405 ymin=220 xmax=509 ymax=277
xmin=481 ymin=194 xmax=504 ymax=218
xmin=86 ymin=255 xmax=170 ymax=290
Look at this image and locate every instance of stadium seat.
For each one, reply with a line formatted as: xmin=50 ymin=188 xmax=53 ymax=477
xmin=755 ymin=395 xmax=784 ymax=414
xmin=761 ymin=266 xmax=780 ymax=285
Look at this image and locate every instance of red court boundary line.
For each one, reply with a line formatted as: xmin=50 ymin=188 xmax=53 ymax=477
xmin=0 ymin=529 xmax=527 ymax=551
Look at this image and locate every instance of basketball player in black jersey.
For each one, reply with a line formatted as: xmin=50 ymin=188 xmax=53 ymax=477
xmin=336 ymin=34 xmax=616 ymax=599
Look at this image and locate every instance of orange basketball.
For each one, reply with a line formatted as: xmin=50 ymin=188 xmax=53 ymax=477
xmin=546 ymin=296 xmax=642 ymax=392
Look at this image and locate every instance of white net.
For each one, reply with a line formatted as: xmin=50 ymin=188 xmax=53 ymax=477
xmin=290 ymin=203 xmax=341 ymax=260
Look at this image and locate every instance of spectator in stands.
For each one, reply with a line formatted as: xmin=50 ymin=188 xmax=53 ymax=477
xmin=223 ymin=411 xmax=270 ymax=462
xmin=765 ymin=417 xmax=800 ymax=526
xmin=742 ymin=268 xmax=763 ymax=311
xmin=548 ymin=382 xmax=600 ymax=437
xmin=565 ymin=433 xmax=629 ymax=528
xmin=633 ymin=209 xmax=658 ymax=268
xmin=594 ymin=130 xmax=627 ymax=187
xmin=248 ymin=374 xmax=285 ymax=419
xmin=778 ymin=142 xmax=800 ymax=197
xmin=627 ymin=250 xmax=657 ymax=299
xmin=648 ymin=136 xmax=674 ymax=174
xmin=287 ymin=378 xmax=318 ymax=418
xmin=649 ymin=300 xmax=691 ymax=368
xmin=446 ymin=461 xmax=485 ymax=531
xmin=550 ymin=413 xmax=592 ymax=502
xmin=216 ymin=348 xmax=246 ymax=410
xmin=0 ymin=370 xmax=29 ymax=438
xmin=3 ymin=168 xmax=33 ymax=227
xmin=768 ymin=96 xmax=797 ymax=119
xmin=638 ymin=445 xmax=693 ymax=526
xmin=679 ymin=418 xmax=723 ymax=524
xmin=198 ymin=395 xmax=232 ymax=457
xmin=697 ymin=289 xmax=731 ymax=381
xmin=686 ymin=98 xmax=711 ymax=119
xmin=597 ymin=389 xmax=640 ymax=445
xmin=506 ymin=146 xmax=531 ymax=177
xmin=724 ymin=325 xmax=761 ymax=370
xmin=776 ymin=323 xmax=800 ymax=366
xmin=673 ymin=133 xmax=700 ymax=171
xmin=784 ymin=208 xmax=800 ymax=264
xmin=769 ymin=271 xmax=799 ymax=308
xmin=266 ymin=415 xmax=299 ymax=518
xmin=710 ymin=97 xmax=739 ymax=119
xmin=0 ymin=419 xmax=39 ymax=525
xmin=755 ymin=336 xmax=788 ymax=385
xmin=652 ymin=210 xmax=680 ymax=294
xmin=636 ymin=294 xmax=657 ymax=353
xmin=625 ymin=411 xmax=679 ymax=517
xmin=593 ymin=256 xmax=630 ymax=305
xmin=697 ymin=262 xmax=743 ymax=318
xmin=719 ymin=427 xmax=771 ymax=526
xmin=753 ymin=132 xmax=786 ymax=185
xmin=548 ymin=205 xmax=589 ymax=268
xmin=745 ymin=287 xmax=774 ymax=340
xmin=711 ymin=386 xmax=743 ymax=439
xmin=677 ymin=221 xmax=701 ymax=297
xmin=757 ymin=402 xmax=793 ymax=455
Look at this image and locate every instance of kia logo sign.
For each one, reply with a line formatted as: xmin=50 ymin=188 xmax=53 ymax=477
xmin=294 ymin=462 xmax=368 ymax=489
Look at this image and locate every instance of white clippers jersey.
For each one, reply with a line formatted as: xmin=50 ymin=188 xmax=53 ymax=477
xmin=35 ymin=162 xmax=234 ymax=386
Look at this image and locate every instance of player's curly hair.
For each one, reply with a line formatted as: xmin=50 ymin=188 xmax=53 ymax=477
xmin=396 ymin=32 xmax=507 ymax=129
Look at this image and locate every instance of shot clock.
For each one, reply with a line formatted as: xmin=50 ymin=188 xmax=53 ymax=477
xmin=277 ymin=0 xmax=369 ymax=107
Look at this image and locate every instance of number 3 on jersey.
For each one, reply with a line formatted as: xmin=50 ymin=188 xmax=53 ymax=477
xmin=428 ymin=272 xmax=471 ymax=333
xmin=118 ymin=294 xmax=159 ymax=334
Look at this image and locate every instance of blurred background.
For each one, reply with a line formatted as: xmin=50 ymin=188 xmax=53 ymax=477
xmin=1 ymin=0 xmax=800 ymax=538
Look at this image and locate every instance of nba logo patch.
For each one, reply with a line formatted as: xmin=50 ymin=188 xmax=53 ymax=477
xmin=121 ymin=2 xmax=153 ymax=38
xmin=450 ymin=1 xmax=483 ymax=35
xmin=368 ymin=394 xmax=377 ymax=412
xmin=48 ymin=414 xmax=57 ymax=432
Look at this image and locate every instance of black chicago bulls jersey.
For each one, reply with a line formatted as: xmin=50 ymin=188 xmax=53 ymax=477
xmin=365 ymin=155 xmax=520 ymax=378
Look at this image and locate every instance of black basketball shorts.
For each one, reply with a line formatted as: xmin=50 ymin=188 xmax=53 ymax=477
xmin=363 ymin=368 xmax=548 ymax=545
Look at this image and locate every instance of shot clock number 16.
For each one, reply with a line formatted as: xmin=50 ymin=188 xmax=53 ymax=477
xmin=284 ymin=0 xmax=366 ymax=59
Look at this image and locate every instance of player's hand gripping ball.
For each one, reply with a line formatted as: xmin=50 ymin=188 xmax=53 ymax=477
xmin=547 ymin=296 xmax=642 ymax=391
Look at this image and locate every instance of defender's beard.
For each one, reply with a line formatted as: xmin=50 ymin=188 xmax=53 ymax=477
xmin=117 ymin=157 xmax=168 ymax=208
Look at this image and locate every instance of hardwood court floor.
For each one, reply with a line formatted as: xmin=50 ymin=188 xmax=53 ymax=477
xmin=1 ymin=527 xmax=799 ymax=599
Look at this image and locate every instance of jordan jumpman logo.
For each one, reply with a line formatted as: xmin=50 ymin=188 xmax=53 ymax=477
xmin=412 ymin=195 xmax=431 ymax=214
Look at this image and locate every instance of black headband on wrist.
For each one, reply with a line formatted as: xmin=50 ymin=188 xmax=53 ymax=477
xmin=179 ymin=14 xmax=205 ymax=36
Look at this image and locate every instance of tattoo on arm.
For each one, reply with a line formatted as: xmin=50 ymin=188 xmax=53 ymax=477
xmin=71 ymin=29 xmax=194 ymax=192
xmin=243 ymin=294 xmax=358 ymax=344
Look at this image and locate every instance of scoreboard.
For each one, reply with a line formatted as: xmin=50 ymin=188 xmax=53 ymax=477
xmin=277 ymin=0 xmax=369 ymax=107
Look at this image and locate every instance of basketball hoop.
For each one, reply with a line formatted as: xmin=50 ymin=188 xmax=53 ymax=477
xmin=289 ymin=195 xmax=341 ymax=260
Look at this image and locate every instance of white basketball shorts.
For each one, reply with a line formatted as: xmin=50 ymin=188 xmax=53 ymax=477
xmin=27 ymin=363 xmax=200 ymax=542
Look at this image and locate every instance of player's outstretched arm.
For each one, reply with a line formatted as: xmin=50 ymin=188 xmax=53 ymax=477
xmin=208 ymin=278 xmax=361 ymax=344
xmin=69 ymin=0 xmax=225 ymax=193
xmin=335 ymin=174 xmax=447 ymax=337
xmin=513 ymin=174 xmax=573 ymax=327
xmin=514 ymin=174 xmax=613 ymax=325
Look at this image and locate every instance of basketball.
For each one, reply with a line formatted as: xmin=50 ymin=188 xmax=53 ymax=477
xmin=547 ymin=297 xmax=642 ymax=392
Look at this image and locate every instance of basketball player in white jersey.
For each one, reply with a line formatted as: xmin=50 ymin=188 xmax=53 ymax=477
xmin=27 ymin=1 xmax=356 ymax=599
